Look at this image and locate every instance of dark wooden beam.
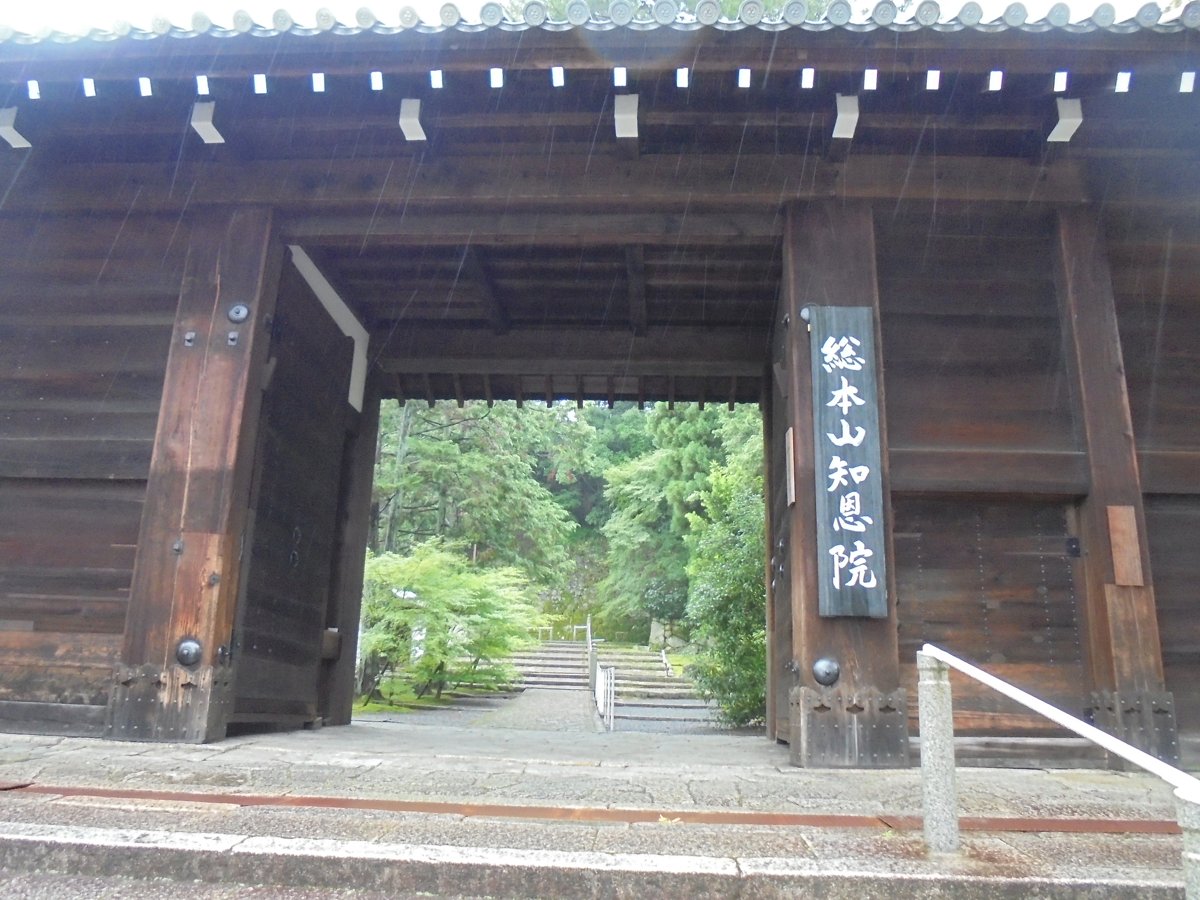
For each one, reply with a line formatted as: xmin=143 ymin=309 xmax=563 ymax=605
xmin=376 ymin=325 xmax=768 ymax=378
xmin=782 ymin=200 xmax=907 ymax=768
xmin=0 ymin=156 xmax=1089 ymax=216
xmin=626 ymin=246 xmax=647 ymax=337
xmin=1139 ymin=450 xmax=1200 ymax=495
xmin=460 ymin=247 xmax=509 ymax=335
xmin=1055 ymin=205 xmax=1176 ymax=761
xmin=286 ymin=211 xmax=781 ymax=247
xmin=106 ymin=207 xmax=282 ymax=744
xmin=888 ymin=448 xmax=1088 ymax=495
xmin=483 ymin=373 xmax=494 ymax=408
xmin=452 ymin=373 xmax=464 ymax=409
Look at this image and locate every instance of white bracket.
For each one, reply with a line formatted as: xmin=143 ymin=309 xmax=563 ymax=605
xmin=399 ymin=98 xmax=426 ymax=141
xmin=832 ymin=94 xmax=859 ymax=141
xmin=190 ymin=101 xmax=225 ymax=144
xmin=1047 ymin=97 xmax=1083 ymax=143
xmin=0 ymin=107 xmax=31 ymax=149
xmin=287 ymin=246 xmax=370 ymax=413
xmin=614 ymin=94 xmax=638 ymax=140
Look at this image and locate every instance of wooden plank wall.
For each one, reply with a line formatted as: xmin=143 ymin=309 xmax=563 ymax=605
xmin=0 ymin=213 xmax=184 ymax=733
xmin=231 ymin=264 xmax=354 ymax=724
xmin=1107 ymin=211 xmax=1200 ymax=748
xmin=894 ymin=498 xmax=1084 ymax=734
xmin=877 ymin=205 xmax=1085 ymax=735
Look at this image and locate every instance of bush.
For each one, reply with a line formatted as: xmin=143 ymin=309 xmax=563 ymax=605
xmin=359 ymin=541 xmax=545 ymax=701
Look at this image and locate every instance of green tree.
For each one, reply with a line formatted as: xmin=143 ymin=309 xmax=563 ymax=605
xmin=371 ymin=401 xmax=579 ymax=589
xmin=360 ymin=542 xmax=545 ymax=700
xmin=684 ymin=407 xmax=767 ymax=726
xmin=597 ymin=404 xmax=723 ymax=635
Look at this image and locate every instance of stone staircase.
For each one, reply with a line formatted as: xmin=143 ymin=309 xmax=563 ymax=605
xmin=509 ymin=640 xmax=589 ymax=691
xmin=594 ymin=645 xmax=718 ymax=729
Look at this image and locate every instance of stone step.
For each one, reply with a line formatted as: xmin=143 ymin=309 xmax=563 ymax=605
xmin=615 ymin=688 xmax=700 ymax=700
xmin=520 ymin=675 xmax=589 ymax=686
xmin=0 ymin=819 xmax=1170 ymax=899
xmin=615 ymin=698 xmax=715 ymax=710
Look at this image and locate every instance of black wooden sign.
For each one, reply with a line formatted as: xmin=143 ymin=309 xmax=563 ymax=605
xmin=806 ymin=305 xmax=888 ymax=618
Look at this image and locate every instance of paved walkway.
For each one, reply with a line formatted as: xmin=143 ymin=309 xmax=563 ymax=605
xmin=0 ymin=690 xmax=1190 ymax=897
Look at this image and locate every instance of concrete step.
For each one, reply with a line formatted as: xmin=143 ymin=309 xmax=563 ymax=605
xmin=0 ymin=819 xmax=1177 ymax=899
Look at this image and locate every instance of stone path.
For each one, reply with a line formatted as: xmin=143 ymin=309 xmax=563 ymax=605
xmin=469 ymin=688 xmax=600 ymax=732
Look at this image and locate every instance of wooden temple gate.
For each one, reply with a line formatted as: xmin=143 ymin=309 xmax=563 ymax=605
xmin=0 ymin=8 xmax=1198 ymax=766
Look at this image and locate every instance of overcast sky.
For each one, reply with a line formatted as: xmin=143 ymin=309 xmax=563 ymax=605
xmin=1 ymin=1 xmax=1162 ymax=34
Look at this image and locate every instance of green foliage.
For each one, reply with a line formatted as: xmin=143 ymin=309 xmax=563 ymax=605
xmin=360 ymin=542 xmax=545 ymax=700
xmin=372 ymin=401 xmax=579 ymax=590
xmin=684 ymin=407 xmax=767 ymax=726
xmin=597 ymin=404 xmax=723 ymax=633
xmin=366 ymin=395 xmax=767 ymax=722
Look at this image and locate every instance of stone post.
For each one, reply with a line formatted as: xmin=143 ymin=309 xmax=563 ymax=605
xmin=917 ymin=650 xmax=960 ymax=853
xmin=1175 ymin=784 xmax=1200 ymax=898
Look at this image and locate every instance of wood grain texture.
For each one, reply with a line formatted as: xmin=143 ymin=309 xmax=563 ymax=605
xmin=231 ymin=261 xmax=354 ymax=724
xmin=1107 ymin=505 xmax=1144 ymax=587
xmin=781 ymin=201 xmax=904 ymax=757
xmin=321 ymin=374 xmax=382 ymax=725
xmin=107 ymin=208 xmax=282 ymax=743
xmin=1055 ymin=207 xmax=1166 ymax=698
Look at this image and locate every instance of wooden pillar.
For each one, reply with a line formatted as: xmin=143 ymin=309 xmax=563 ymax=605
xmin=782 ymin=201 xmax=907 ymax=767
xmin=106 ymin=208 xmax=282 ymax=743
xmin=320 ymin=372 xmax=383 ymax=725
xmin=1054 ymin=207 xmax=1178 ymax=762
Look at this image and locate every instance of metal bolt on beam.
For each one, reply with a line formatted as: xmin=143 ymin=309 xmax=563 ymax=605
xmin=917 ymin=650 xmax=960 ymax=853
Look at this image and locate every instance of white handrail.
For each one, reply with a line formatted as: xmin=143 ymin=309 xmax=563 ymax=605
xmin=921 ymin=643 xmax=1200 ymax=792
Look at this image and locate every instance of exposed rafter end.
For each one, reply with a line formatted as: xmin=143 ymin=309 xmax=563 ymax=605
xmin=423 ymin=373 xmax=436 ymax=409
xmin=827 ymin=93 xmax=859 ymax=163
xmin=190 ymin=101 xmax=224 ymax=144
xmin=1047 ymin=97 xmax=1083 ymax=143
xmin=614 ymin=93 xmax=638 ymax=140
xmin=0 ymin=107 xmax=31 ymax=150
xmin=399 ymin=98 xmax=426 ymax=142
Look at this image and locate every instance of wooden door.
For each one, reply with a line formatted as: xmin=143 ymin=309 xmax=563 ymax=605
xmin=230 ymin=264 xmax=355 ymax=726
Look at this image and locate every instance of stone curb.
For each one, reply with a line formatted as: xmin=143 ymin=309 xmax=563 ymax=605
xmin=0 ymin=821 xmax=1184 ymax=899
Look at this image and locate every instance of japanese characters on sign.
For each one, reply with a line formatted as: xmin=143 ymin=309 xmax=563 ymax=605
xmin=806 ymin=306 xmax=889 ymax=618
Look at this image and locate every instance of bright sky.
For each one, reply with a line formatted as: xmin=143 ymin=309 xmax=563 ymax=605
xmin=0 ymin=1 xmax=1163 ymax=34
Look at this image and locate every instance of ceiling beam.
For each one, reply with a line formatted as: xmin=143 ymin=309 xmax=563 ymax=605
xmin=626 ymin=246 xmax=647 ymax=337
xmin=459 ymin=246 xmax=509 ymax=335
xmin=0 ymin=155 xmax=1089 ymax=216
xmin=285 ymin=212 xmax=782 ymax=246
xmin=377 ymin=325 xmax=767 ymax=378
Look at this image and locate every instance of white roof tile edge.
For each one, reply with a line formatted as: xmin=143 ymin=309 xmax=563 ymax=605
xmin=1 ymin=2 xmax=1196 ymax=44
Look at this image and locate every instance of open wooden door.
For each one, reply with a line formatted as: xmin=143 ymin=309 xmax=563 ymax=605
xmin=229 ymin=262 xmax=356 ymax=727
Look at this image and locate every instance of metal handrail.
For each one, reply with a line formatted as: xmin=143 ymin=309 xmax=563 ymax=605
xmin=917 ymin=642 xmax=1200 ymax=896
xmin=595 ymin=664 xmax=615 ymax=731
xmin=920 ymin=643 xmax=1200 ymax=791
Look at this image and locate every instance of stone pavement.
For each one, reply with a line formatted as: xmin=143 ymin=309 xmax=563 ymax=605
xmin=0 ymin=690 xmax=1191 ymax=897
